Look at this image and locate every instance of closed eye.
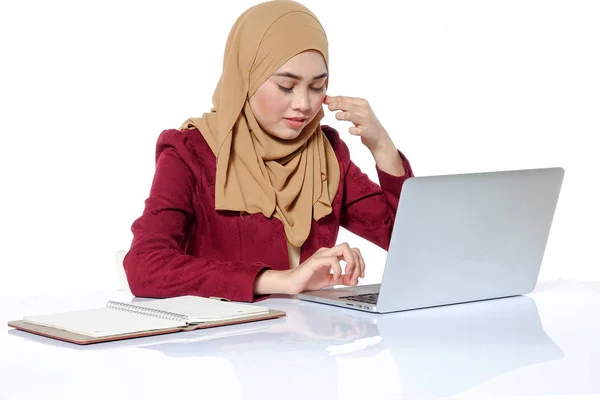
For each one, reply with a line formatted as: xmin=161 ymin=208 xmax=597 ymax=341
xmin=278 ymin=85 xmax=325 ymax=94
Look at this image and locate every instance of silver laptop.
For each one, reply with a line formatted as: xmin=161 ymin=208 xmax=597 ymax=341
xmin=298 ymin=167 xmax=564 ymax=313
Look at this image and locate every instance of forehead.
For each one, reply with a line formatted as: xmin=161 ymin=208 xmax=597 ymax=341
xmin=275 ymin=51 xmax=327 ymax=76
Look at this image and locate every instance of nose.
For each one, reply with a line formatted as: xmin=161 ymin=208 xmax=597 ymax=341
xmin=291 ymin=90 xmax=311 ymax=112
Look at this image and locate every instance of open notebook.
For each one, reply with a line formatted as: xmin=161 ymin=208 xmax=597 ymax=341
xmin=8 ymin=295 xmax=285 ymax=345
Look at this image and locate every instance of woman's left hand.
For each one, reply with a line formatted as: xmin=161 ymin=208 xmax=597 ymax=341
xmin=323 ymin=95 xmax=390 ymax=151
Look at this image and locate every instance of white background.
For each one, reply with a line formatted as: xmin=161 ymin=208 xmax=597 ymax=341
xmin=0 ymin=0 xmax=598 ymax=296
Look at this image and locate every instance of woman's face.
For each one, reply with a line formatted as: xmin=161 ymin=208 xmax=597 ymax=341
xmin=249 ymin=51 xmax=328 ymax=140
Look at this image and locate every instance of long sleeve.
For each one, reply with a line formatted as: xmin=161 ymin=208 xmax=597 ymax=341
xmin=123 ymin=144 xmax=269 ymax=302
xmin=340 ymin=151 xmax=414 ymax=250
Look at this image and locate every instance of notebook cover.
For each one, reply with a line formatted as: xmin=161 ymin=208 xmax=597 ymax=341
xmin=7 ymin=309 xmax=286 ymax=345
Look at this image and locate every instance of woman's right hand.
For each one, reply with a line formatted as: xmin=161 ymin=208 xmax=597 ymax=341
xmin=286 ymin=243 xmax=365 ymax=294
xmin=254 ymin=243 xmax=365 ymax=295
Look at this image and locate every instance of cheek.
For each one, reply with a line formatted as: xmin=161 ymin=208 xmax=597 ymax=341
xmin=254 ymin=87 xmax=288 ymax=120
xmin=311 ymin=94 xmax=327 ymax=115
xmin=319 ymin=93 xmax=327 ymax=107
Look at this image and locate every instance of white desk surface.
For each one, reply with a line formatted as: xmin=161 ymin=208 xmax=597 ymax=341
xmin=1 ymin=279 xmax=599 ymax=400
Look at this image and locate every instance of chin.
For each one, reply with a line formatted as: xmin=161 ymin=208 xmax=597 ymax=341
xmin=268 ymin=126 xmax=304 ymax=140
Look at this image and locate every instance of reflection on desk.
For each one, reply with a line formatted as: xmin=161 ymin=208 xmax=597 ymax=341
xmin=3 ymin=280 xmax=600 ymax=400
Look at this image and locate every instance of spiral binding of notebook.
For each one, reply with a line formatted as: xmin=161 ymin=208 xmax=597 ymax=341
xmin=106 ymin=301 xmax=188 ymax=322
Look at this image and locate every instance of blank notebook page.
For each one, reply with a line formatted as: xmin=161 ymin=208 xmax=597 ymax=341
xmin=23 ymin=308 xmax=183 ymax=338
xmin=132 ymin=296 xmax=269 ymax=323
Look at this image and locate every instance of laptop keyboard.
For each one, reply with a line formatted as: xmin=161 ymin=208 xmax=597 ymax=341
xmin=339 ymin=292 xmax=379 ymax=304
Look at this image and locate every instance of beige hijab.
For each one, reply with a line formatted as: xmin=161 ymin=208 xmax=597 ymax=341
xmin=181 ymin=1 xmax=340 ymax=248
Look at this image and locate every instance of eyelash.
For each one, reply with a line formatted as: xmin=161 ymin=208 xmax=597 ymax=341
xmin=278 ymin=85 xmax=325 ymax=94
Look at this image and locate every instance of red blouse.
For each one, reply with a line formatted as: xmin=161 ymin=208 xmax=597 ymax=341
xmin=123 ymin=126 xmax=414 ymax=302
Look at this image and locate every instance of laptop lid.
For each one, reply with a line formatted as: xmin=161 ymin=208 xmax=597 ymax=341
xmin=377 ymin=167 xmax=564 ymax=313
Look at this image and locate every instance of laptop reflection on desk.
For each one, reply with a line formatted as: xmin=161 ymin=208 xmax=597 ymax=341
xmin=332 ymin=295 xmax=565 ymax=399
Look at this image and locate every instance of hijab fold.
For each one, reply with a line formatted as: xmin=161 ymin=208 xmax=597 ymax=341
xmin=181 ymin=1 xmax=340 ymax=247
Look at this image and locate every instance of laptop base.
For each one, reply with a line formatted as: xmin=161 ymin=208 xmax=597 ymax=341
xmin=298 ymin=284 xmax=381 ymax=313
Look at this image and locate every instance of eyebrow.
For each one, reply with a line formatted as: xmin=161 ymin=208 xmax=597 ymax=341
xmin=273 ymin=72 xmax=328 ymax=80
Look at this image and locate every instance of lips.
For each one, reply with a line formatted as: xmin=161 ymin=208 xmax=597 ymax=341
xmin=284 ymin=117 xmax=307 ymax=128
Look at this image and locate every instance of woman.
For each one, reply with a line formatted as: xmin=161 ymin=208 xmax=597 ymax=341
xmin=123 ymin=0 xmax=414 ymax=302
